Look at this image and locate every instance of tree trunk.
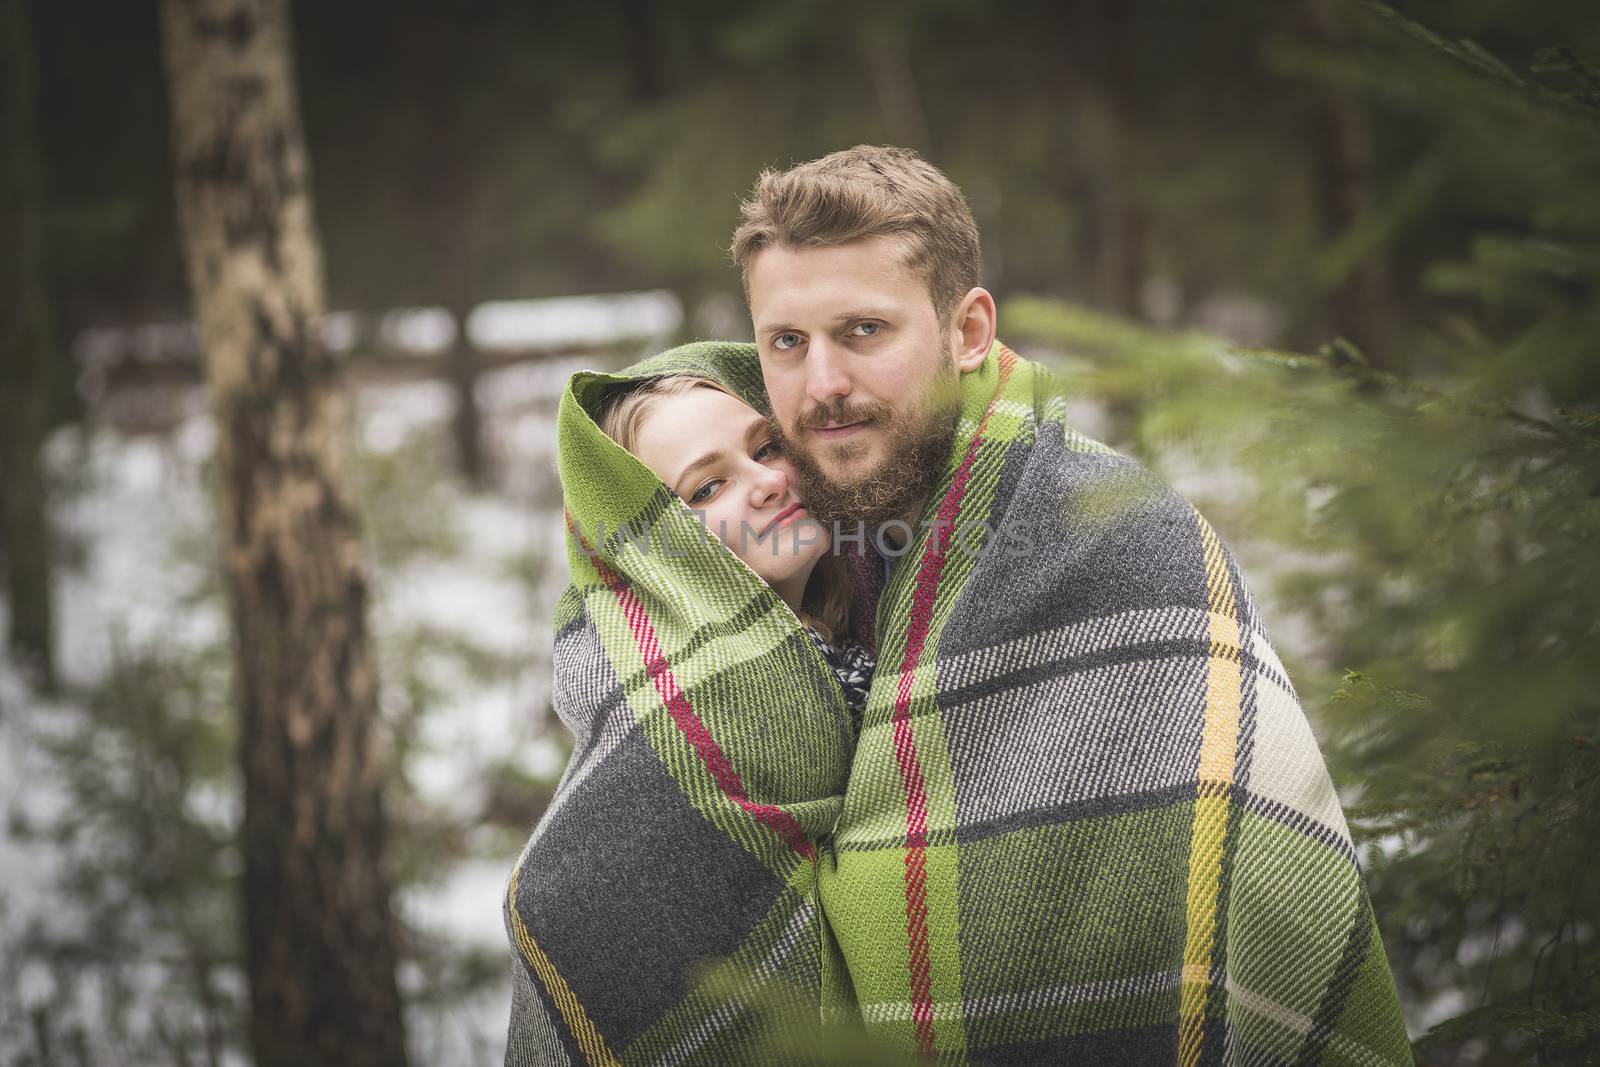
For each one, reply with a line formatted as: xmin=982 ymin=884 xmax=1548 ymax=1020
xmin=412 ymin=8 xmax=487 ymax=488
xmin=622 ymin=0 xmax=664 ymax=104
xmin=861 ymin=4 xmax=932 ymax=154
xmin=1088 ymin=0 xmax=1145 ymax=317
xmin=1308 ymin=0 xmax=1393 ymax=358
xmin=446 ymin=309 xmax=486 ymax=487
xmin=0 ymin=0 xmax=57 ymax=688
xmin=158 ymin=3 xmax=409 ymax=1065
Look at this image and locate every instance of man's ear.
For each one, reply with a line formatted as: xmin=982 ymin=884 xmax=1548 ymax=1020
xmin=951 ymin=287 xmax=997 ymax=372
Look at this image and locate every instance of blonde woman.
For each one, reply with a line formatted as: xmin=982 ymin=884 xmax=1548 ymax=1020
xmin=503 ymin=345 xmax=873 ymax=1066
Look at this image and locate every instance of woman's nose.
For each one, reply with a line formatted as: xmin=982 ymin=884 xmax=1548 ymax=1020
xmin=751 ymin=461 xmax=788 ymax=505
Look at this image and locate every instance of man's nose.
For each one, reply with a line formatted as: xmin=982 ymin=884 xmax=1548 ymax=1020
xmin=805 ymin=336 xmax=851 ymax=406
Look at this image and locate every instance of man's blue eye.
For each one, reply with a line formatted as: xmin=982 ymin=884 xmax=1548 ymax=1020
xmin=853 ymin=322 xmax=881 ymax=336
xmin=774 ymin=333 xmax=802 ymax=350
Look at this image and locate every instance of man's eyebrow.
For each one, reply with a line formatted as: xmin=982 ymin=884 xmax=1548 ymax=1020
xmin=757 ymin=309 xmax=895 ymax=336
xmin=830 ymin=307 xmax=894 ymax=323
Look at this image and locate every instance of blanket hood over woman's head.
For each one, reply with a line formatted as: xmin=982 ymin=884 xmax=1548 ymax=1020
xmin=556 ymin=341 xmax=771 ymax=579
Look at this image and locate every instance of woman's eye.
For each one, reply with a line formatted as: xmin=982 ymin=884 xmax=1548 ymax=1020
xmin=772 ymin=332 xmax=803 ymax=351
xmin=688 ymin=479 xmax=723 ymax=505
xmin=754 ymin=439 xmax=782 ymax=461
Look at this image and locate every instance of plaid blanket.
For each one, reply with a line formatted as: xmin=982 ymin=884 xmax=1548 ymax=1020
xmin=503 ymin=340 xmax=1412 ymax=1066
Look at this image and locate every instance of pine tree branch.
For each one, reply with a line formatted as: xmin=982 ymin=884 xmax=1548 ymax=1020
xmin=1351 ymin=0 xmax=1600 ymax=131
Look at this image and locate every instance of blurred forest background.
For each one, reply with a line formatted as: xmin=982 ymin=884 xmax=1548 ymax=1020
xmin=1 ymin=0 xmax=1597 ymax=1064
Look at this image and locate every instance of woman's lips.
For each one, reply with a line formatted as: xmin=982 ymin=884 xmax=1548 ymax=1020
xmin=811 ymin=421 xmax=869 ymax=442
xmin=761 ymin=503 xmax=807 ymax=536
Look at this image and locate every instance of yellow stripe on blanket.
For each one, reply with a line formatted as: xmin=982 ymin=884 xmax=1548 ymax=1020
xmin=1178 ymin=515 xmax=1244 ymax=1067
xmin=506 ymin=866 xmax=623 ymax=1067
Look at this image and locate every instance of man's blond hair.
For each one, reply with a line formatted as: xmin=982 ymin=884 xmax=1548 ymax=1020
xmin=730 ymin=145 xmax=982 ymax=324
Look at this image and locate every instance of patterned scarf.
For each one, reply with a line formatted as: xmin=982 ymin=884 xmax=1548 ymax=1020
xmin=503 ymin=340 xmax=1411 ymax=1066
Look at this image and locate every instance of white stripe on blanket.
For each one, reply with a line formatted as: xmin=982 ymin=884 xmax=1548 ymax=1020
xmin=651 ymin=900 xmax=816 ymax=1067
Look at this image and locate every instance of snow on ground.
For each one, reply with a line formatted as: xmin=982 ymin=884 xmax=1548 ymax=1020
xmin=0 ymin=659 xmax=78 ymax=985
xmin=48 ymin=392 xmax=226 ymax=688
xmin=0 ymin=353 xmax=616 ymax=1065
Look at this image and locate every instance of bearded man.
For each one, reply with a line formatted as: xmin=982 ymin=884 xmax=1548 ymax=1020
xmin=729 ymin=145 xmax=1412 ymax=1065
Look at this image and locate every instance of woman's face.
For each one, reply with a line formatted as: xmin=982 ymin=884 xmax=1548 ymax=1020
xmin=630 ymin=385 xmax=828 ymax=597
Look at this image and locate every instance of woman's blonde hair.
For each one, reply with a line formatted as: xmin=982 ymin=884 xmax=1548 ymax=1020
xmin=596 ymin=376 xmax=852 ymax=644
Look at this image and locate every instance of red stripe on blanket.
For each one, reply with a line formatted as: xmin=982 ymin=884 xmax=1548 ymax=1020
xmin=892 ymin=349 xmax=1017 ymax=1054
xmin=568 ymin=513 xmax=817 ymax=863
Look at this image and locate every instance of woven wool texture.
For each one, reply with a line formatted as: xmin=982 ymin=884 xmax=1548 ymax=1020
xmin=503 ymin=340 xmax=1411 ymax=1066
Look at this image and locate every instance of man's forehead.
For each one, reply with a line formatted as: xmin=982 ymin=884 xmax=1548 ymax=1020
xmin=747 ymin=237 xmax=932 ymax=320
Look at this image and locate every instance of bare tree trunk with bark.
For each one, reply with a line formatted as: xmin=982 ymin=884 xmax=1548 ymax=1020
xmin=158 ymin=2 xmax=409 ymax=1064
xmin=0 ymin=0 xmax=57 ymax=688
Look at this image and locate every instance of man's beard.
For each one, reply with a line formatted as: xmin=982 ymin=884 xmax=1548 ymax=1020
xmin=773 ymin=358 xmax=962 ymax=530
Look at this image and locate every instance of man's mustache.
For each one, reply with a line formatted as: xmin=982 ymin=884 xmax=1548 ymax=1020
xmin=794 ymin=398 xmax=893 ymax=432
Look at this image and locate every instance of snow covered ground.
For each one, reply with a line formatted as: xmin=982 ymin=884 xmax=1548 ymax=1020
xmin=0 ymin=353 xmax=613 ymax=1065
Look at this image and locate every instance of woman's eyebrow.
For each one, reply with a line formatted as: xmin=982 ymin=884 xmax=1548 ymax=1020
xmin=673 ymin=412 xmax=770 ymax=489
xmin=673 ymin=448 xmax=723 ymax=490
